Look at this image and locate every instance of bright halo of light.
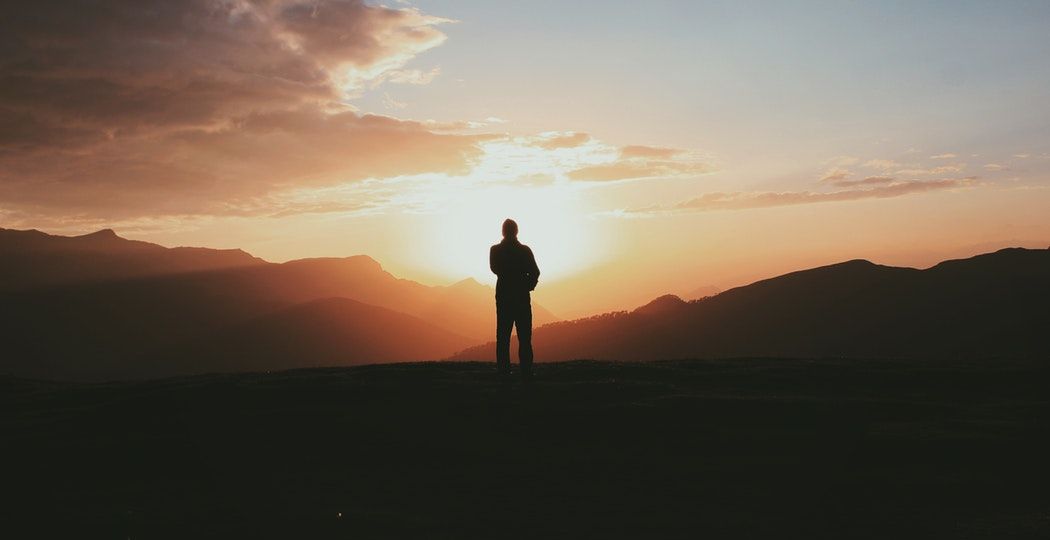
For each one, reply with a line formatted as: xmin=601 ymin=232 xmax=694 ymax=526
xmin=394 ymin=136 xmax=616 ymax=284
xmin=417 ymin=183 xmax=607 ymax=285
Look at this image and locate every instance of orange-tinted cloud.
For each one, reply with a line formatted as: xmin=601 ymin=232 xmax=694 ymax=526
xmin=630 ymin=178 xmax=974 ymax=214
xmin=619 ymin=145 xmax=683 ymax=159
xmin=0 ymin=0 xmax=471 ymax=219
xmin=1 ymin=106 xmax=485 ymax=218
xmin=862 ymin=159 xmax=901 ymax=170
xmin=531 ymin=132 xmax=592 ymax=150
xmin=568 ymin=144 xmax=712 ymax=182
xmin=569 ymin=160 xmax=713 ymax=181
xmin=819 ymin=168 xmax=852 ymax=184
xmin=828 ymin=175 xmax=896 ymax=187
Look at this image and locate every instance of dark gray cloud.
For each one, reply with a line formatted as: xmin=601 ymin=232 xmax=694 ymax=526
xmin=0 ymin=0 xmax=479 ymax=219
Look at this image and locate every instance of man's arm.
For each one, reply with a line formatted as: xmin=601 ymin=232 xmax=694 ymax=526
xmin=526 ymin=246 xmax=540 ymax=290
xmin=489 ymin=245 xmax=500 ymax=276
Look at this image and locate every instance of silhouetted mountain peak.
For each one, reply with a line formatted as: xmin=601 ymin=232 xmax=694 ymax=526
xmin=282 ymin=255 xmax=385 ymax=273
xmin=634 ymin=294 xmax=688 ymax=316
xmin=449 ymin=277 xmax=488 ymax=292
xmin=684 ymin=285 xmax=721 ymax=300
xmin=0 ymin=227 xmax=266 ymax=292
xmin=829 ymin=258 xmax=877 ymax=269
xmin=927 ymin=246 xmax=1049 ymax=276
xmin=81 ymin=228 xmax=119 ymax=239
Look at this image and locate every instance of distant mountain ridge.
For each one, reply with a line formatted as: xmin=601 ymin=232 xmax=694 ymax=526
xmin=0 ymin=228 xmax=556 ymax=380
xmin=0 ymin=227 xmax=266 ymax=292
xmin=3 ymin=227 xmax=1045 ymax=381
xmin=452 ymin=247 xmax=1050 ymax=362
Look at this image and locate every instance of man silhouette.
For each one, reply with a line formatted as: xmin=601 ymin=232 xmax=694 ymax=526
xmin=490 ymin=219 xmax=540 ymax=379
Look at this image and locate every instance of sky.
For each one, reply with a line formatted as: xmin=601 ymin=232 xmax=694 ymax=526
xmin=2 ymin=0 xmax=1049 ymax=316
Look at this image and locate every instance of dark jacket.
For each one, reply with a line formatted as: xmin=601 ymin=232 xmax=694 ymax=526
xmin=490 ymin=238 xmax=540 ymax=301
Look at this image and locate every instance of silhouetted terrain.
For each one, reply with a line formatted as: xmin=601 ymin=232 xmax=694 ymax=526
xmin=3 ymin=228 xmax=1046 ymax=382
xmin=0 ymin=228 xmax=555 ymax=380
xmin=0 ymin=228 xmax=266 ymax=292
xmin=3 ymin=359 xmax=1048 ymax=538
xmin=454 ymin=248 xmax=1050 ymax=362
xmin=156 ymin=298 xmax=475 ymax=375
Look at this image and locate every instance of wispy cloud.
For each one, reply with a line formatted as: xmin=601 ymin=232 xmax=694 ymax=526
xmin=624 ymin=178 xmax=975 ymax=215
xmin=382 ymin=93 xmax=408 ymax=110
xmin=862 ymin=159 xmax=901 ymax=170
xmin=819 ymin=168 xmax=852 ymax=184
xmin=895 ymin=163 xmax=967 ymax=176
xmin=566 ymin=144 xmax=713 ymax=182
xmin=529 ymin=132 xmax=592 ymax=150
xmin=373 ymin=67 xmax=442 ymax=87
xmin=620 ymin=145 xmax=683 ymax=159
xmin=830 ymin=176 xmax=896 ymax=187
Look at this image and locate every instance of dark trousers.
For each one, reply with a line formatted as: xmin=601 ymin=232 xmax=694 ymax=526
xmin=496 ymin=297 xmax=533 ymax=374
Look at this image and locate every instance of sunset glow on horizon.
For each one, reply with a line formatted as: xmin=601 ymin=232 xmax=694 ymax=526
xmin=2 ymin=0 xmax=1049 ymax=316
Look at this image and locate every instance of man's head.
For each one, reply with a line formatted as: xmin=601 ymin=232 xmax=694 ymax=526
xmin=502 ymin=218 xmax=518 ymax=239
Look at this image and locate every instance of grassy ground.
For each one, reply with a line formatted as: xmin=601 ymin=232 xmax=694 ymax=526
xmin=3 ymin=358 xmax=1049 ymax=539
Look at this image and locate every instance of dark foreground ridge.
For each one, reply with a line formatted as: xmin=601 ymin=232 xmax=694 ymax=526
xmin=4 ymin=359 xmax=1048 ymax=539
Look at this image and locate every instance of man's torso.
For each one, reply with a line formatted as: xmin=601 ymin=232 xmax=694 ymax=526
xmin=491 ymin=240 xmax=535 ymax=301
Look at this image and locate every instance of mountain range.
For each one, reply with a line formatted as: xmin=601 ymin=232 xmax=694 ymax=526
xmin=2 ymin=227 xmax=1046 ymax=381
xmin=454 ymin=247 xmax=1050 ymax=362
xmin=0 ymin=228 xmax=554 ymax=380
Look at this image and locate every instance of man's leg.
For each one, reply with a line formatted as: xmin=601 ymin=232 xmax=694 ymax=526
xmin=495 ymin=300 xmax=513 ymax=375
xmin=516 ymin=299 xmax=534 ymax=378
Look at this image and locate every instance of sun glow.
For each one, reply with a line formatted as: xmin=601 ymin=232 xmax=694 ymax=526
xmin=417 ymin=182 xmax=609 ymax=285
xmin=387 ymin=137 xmax=617 ymax=284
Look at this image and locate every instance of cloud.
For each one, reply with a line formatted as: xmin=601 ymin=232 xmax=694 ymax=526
xmin=629 ymin=178 xmax=974 ymax=214
xmin=571 ymin=160 xmax=709 ymax=181
xmin=895 ymin=163 xmax=967 ymax=176
xmin=568 ymin=160 xmax=713 ymax=182
xmin=831 ymin=176 xmax=896 ymax=187
xmin=1 ymin=106 xmax=486 ymax=218
xmin=373 ymin=67 xmax=442 ymax=87
xmin=862 ymin=159 xmax=901 ymax=170
xmin=0 ymin=0 xmax=479 ymax=220
xmin=530 ymin=132 xmax=592 ymax=150
xmin=567 ymin=144 xmax=712 ymax=182
xmin=824 ymin=156 xmax=860 ymax=167
xmin=619 ymin=145 xmax=683 ymax=159
xmin=820 ymin=167 xmax=896 ymax=187
xmin=830 ymin=155 xmax=968 ymax=180
xmin=984 ymin=163 xmax=1009 ymax=171
xmin=382 ymin=93 xmax=408 ymax=110
xmin=930 ymin=153 xmax=957 ymax=159
xmin=819 ymin=168 xmax=852 ymax=184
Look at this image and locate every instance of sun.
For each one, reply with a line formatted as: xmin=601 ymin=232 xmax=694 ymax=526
xmin=417 ymin=182 xmax=609 ymax=285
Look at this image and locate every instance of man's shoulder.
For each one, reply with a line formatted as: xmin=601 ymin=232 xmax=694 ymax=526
xmin=492 ymin=240 xmax=531 ymax=253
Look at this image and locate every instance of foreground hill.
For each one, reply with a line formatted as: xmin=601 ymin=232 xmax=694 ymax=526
xmin=151 ymin=298 xmax=476 ymax=376
xmin=4 ymin=359 xmax=1047 ymax=538
xmin=0 ymin=228 xmax=556 ymax=380
xmin=454 ymin=247 xmax=1050 ymax=362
